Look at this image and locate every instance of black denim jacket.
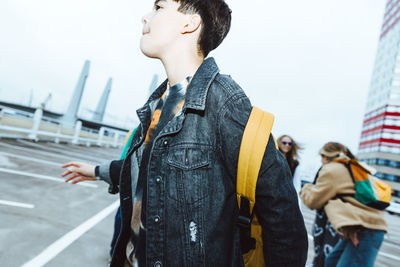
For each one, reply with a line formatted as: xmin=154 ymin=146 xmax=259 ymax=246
xmin=106 ymin=58 xmax=308 ymax=267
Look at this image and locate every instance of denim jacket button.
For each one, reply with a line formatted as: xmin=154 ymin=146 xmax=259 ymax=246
xmin=154 ymin=261 xmax=162 ymax=267
xmin=154 ymin=215 xmax=160 ymax=223
xmin=163 ymin=140 xmax=169 ymax=146
xmin=156 ymin=176 xmax=162 ymax=184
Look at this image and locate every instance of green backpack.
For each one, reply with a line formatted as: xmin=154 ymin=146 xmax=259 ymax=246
xmin=336 ymin=159 xmax=391 ymax=210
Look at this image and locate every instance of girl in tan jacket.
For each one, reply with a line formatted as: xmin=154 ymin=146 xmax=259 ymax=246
xmin=306 ymin=144 xmax=340 ymax=267
xmin=301 ymin=142 xmax=387 ymax=267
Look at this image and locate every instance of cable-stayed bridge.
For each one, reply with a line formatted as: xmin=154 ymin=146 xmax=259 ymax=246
xmin=0 ymin=60 xmax=159 ymax=147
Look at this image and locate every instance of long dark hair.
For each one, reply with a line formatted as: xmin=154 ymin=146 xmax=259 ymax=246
xmin=277 ymin=135 xmax=301 ymax=176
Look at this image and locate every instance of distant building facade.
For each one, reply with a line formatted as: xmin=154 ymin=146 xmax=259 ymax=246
xmin=358 ymin=0 xmax=400 ymax=199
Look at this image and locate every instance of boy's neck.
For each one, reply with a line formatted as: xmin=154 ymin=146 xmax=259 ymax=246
xmin=161 ymin=50 xmax=204 ymax=86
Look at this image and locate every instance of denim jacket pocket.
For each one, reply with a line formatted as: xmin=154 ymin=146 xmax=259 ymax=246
xmin=167 ymin=146 xmax=210 ymax=170
xmin=166 ymin=146 xmax=212 ymax=203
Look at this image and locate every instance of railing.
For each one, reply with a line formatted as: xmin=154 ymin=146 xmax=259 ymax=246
xmin=0 ymin=105 xmax=128 ymax=148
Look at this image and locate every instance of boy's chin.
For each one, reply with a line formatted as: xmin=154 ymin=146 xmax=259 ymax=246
xmin=140 ymin=42 xmax=160 ymax=59
xmin=140 ymin=48 xmax=160 ymax=59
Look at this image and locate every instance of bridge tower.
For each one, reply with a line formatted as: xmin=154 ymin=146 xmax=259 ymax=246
xmin=61 ymin=60 xmax=90 ymax=126
xmin=92 ymin=78 xmax=112 ymax=122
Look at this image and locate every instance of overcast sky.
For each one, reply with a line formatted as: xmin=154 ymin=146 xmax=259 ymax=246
xmin=0 ymin=0 xmax=387 ymax=179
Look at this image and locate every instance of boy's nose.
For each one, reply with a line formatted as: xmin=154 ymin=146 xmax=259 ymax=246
xmin=142 ymin=12 xmax=151 ymax=24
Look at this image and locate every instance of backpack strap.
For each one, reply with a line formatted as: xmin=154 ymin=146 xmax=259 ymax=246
xmin=237 ymin=106 xmax=275 ymax=212
xmin=333 ymin=160 xmax=359 ymax=202
xmin=237 ymin=106 xmax=275 ymax=253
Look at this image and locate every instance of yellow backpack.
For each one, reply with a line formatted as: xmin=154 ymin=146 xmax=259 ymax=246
xmin=237 ymin=106 xmax=277 ymax=267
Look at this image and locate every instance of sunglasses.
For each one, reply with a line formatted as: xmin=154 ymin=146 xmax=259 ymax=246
xmin=281 ymin=141 xmax=293 ymax=146
xmin=320 ymin=153 xmax=339 ymax=158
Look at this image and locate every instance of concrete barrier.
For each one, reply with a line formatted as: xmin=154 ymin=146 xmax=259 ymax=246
xmin=0 ymin=106 xmax=127 ymax=148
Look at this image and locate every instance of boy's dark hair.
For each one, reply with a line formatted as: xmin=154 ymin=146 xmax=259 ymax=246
xmin=174 ymin=0 xmax=232 ymax=57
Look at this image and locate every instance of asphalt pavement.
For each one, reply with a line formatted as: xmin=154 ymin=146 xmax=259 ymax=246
xmin=0 ymin=138 xmax=399 ymax=266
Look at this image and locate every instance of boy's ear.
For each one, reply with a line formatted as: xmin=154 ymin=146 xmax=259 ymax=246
xmin=182 ymin=14 xmax=201 ymax=34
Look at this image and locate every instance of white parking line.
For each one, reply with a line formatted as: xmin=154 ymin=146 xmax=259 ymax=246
xmin=48 ymin=142 xmax=117 ymax=159
xmin=381 ymin=240 xmax=400 ymax=249
xmin=0 ymin=199 xmax=34 ymax=209
xmin=17 ymin=139 xmax=106 ymax=163
xmin=21 ymin=200 xmax=120 ymax=267
xmin=0 ymin=142 xmax=99 ymax=164
xmin=0 ymin=151 xmax=62 ymax=167
xmin=0 ymin=168 xmax=98 ymax=188
xmin=378 ymin=251 xmax=400 ymax=261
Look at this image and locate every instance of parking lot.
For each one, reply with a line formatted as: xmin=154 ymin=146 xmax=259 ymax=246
xmin=0 ymin=139 xmax=120 ymax=266
xmin=0 ymin=138 xmax=399 ymax=266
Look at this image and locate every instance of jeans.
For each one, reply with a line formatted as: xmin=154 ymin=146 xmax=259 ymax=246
xmin=110 ymin=207 xmax=122 ymax=257
xmin=324 ymin=229 xmax=384 ymax=267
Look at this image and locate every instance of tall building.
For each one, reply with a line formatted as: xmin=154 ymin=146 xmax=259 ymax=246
xmin=358 ymin=0 xmax=400 ymax=200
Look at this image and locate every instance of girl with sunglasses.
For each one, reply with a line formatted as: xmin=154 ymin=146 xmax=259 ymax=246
xmin=277 ymin=135 xmax=302 ymax=206
xmin=278 ymin=134 xmax=301 ymax=180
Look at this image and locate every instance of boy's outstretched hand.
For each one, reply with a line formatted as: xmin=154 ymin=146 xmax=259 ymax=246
xmin=62 ymin=162 xmax=96 ymax=184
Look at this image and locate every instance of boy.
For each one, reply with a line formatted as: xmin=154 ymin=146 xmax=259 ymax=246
xmin=62 ymin=0 xmax=308 ymax=266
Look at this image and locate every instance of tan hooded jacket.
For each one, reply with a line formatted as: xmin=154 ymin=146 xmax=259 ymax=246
xmin=300 ymin=160 xmax=387 ymax=236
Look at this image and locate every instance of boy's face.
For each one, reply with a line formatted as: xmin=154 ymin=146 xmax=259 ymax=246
xmin=141 ymin=0 xmax=188 ymax=59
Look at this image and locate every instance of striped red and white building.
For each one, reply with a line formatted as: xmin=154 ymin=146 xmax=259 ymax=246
xmin=358 ymin=0 xmax=400 ymax=199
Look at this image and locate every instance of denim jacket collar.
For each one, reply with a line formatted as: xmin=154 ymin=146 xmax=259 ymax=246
xmin=136 ymin=79 xmax=168 ymax=127
xmin=136 ymin=57 xmax=219 ymax=127
xmin=183 ymin=57 xmax=219 ymax=111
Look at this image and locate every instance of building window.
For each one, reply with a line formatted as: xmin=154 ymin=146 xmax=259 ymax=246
xmin=375 ymin=172 xmax=400 ymax=182
xmin=392 ymin=189 xmax=400 ymax=198
xmin=361 ymin=158 xmax=400 ymax=168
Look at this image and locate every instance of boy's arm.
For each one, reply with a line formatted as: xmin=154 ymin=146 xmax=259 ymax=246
xmin=62 ymin=159 xmax=123 ymax=194
xmin=98 ymin=159 xmax=124 ymax=194
xmin=254 ymin=138 xmax=308 ymax=266
xmin=218 ymin=94 xmax=308 ymax=267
